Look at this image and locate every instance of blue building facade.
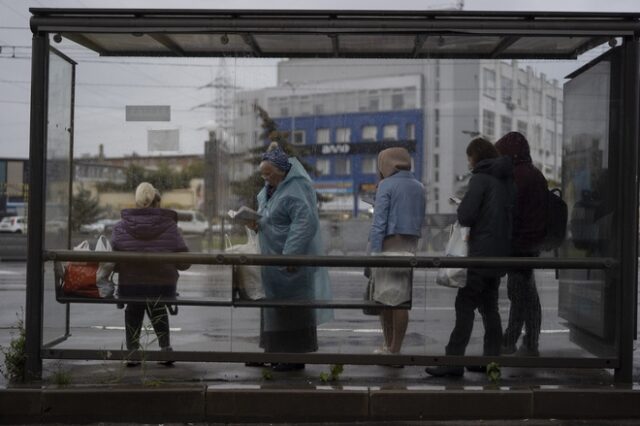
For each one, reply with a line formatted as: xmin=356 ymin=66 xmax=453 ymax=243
xmin=274 ymin=109 xmax=424 ymax=217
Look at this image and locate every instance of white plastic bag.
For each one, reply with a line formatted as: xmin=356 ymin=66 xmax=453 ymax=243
xmin=436 ymin=221 xmax=469 ymax=288
xmin=372 ymin=251 xmax=414 ymax=306
xmin=95 ymin=235 xmax=115 ymax=298
xmin=226 ymin=227 xmax=264 ymax=300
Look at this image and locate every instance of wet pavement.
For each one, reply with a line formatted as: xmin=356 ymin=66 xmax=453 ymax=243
xmin=2 ymin=259 xmax=640 ymax=423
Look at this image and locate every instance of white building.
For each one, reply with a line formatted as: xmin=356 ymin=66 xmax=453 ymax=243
xmin=232 ymin=59 xmax=563 ymax=214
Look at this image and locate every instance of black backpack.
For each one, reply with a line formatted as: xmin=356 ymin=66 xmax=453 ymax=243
xmin=540 ymin=188 xmax=568 ymax=251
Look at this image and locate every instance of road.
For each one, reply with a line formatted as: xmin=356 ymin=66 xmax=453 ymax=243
xmin=0 ymin=261 xmax=581 ymax=357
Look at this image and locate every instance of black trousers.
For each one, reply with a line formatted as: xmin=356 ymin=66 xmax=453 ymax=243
xmin=445 ymin=270 xmax=502 ymax=357
xmin=502 ymin=251 xmax=541 ymax=350
xmin=125 ymin=303 xmax=170 ymax=350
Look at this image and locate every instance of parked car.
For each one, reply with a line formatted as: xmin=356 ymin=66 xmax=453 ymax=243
xmin=79 ymin=218 xmax=118 ymax=234
xmin=175 ymin=210 xmax=209 ymax=235
xmin=0 ymin=216 xmax=27 ymax=233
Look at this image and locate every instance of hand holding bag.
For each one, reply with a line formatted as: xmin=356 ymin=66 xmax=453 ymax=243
xmin=226 ymin=227 xmax=265 ymax=300
xmin=436 ymin=221 xmax=469 ymax=288
xmin=362 ymin=276 xmax=382 ymax=316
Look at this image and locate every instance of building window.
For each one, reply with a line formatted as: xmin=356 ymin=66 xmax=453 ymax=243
xmin=362 ymin=125 xmax=377 ymax=141
xmin=291 ymin=130 xmax=305 ymax=145
xmin=315 ymin=158 xmax=330 ymax=176
xmin=482 ymin=109 xmax=495 ymax=138
xmin=313 ymin=104 xmax=324 ymax=115
xmin=336 ymin=127 xmax=351 ymax=143
xmin=517 ymin=120 xmax=527 ymax=137
xmin=500 ymin=115 xmax=512 ymax=136
xmin=406 ymin=123 xmax=416 ymax=140
xmin=434 ymin=170 xmax=439 ymax=183
xmin=383 ymin=124 xmax=398 ymax=140
xmin=544 ymin=130 xmax=555 ymax=150
xmin=532 ymin=89 xmax=542 ymax=115
xmin=531 ymin=124 xmax=541 ymax=146
xmin=335 ymin=157 xmax=351 ymax=175
xmin=434 ymin=109 xmax=440 ymax=147
xmin=362 ymin=155 xmax=377 ymax=174
xmin=483 ymin=68 xmax=496 ymax=99
xmin=392 ymin=93 xmax=404 ymax=110
xmin=501 ymin=76 xmax=513 ymax=103
xmin=280 ymin=107 xmax=289 ymax=116
xmin=316 ymin=128 xmax=330 ymax=144
xmin=369 ymin=97 xmax=379 ymax=111
xmin=545 ymin=95 xmax=557 ymax=119
xmin=517 ymin=82 xmax=528 ymax=110
xmin=434 ymin=154 xmax=439 ymax=168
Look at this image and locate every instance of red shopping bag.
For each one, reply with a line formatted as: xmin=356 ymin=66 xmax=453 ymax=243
xmin=63 ymin=262 xmax=100 ymax=298
xmin=62 ymin=240 xmax=100 ymax=298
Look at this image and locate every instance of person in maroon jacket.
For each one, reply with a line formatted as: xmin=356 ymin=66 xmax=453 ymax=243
xmin=495 ymin=132 xmax=548 ymax=357
xmin=111 ymin=182 xmax=190 ymax=366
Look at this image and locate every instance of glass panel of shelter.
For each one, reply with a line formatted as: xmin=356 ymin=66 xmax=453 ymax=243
xmin=47 ymin=40 xmax=620 ymax=361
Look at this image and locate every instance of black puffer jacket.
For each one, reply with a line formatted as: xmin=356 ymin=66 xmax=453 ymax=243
xmin=458 ymin=156 xmax=516 ymax=263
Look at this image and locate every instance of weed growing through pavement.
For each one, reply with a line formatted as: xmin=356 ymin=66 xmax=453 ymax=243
xmin=319 ymin=364 xmax=344 ymax=383
xmin=261 ymin=368 xmax=273 ymax=380
xmin=0 ymin=311 xmax=27 ymax=383
xmin=50 ymin=362 xmax=72 ymax=387
xmin=486 ymin=362 xmax=501 ymax=385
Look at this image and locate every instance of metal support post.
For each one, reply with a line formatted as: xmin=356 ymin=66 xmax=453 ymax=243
xmin=25 ymin=33 xmax=49 ymax=380
xmin=615 ymin=36 xmax=640 ymax=383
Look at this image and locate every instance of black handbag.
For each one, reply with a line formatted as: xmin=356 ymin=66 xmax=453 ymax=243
xmin=362 ymin=276 xmax=382 ymax=316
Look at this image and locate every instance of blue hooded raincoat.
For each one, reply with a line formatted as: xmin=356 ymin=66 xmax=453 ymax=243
xmin=257 ymin=157 xmax=333 ymax=332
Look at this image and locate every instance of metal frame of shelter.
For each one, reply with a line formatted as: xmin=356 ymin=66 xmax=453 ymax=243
xmin=26 ymin=9 xmax=640 ymax=383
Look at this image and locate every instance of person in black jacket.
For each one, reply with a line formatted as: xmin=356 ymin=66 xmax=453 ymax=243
xmin=426 ymin=138 xmax=515 ymax=377
xmin=495 ymin=132 xmax=547 ymax=357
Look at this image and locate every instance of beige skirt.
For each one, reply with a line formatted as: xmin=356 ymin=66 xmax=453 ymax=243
xmin=372 ymin=235 xmax=418 ymax=306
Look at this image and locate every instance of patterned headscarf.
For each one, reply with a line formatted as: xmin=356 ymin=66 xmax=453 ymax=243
xmin=261 ymin=144 xmax=292 ymax=172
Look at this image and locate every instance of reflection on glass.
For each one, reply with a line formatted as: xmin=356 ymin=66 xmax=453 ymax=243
xmin=38 ymin=43 xmax=619 ymax=361
xmin=43 ymin=49 xmax=74 ymax=346
xmin=559 ymin=50 xmax=618 ymax=356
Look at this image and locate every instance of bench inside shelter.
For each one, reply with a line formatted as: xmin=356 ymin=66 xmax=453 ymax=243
xmin=51 ymin=253 xmax=413 ymax=310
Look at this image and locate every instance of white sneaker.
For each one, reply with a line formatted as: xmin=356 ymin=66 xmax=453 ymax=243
xmin=373 ymin=346 xmax=390 ymax=355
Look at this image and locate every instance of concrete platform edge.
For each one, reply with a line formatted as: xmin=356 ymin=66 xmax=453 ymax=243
xmin=2 ymin=386 xmax=640 ymax=423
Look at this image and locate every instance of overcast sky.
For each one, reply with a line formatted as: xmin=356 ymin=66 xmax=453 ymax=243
xmin=1 ymin=0 xmax=638 ymax=159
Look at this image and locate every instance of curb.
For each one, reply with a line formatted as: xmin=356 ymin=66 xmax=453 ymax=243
xmin=3 ymin=386 xmax=640 ymax=423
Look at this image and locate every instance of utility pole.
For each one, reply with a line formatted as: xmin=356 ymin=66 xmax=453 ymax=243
xmin=204 ymin=131 xmax=219 ymax=252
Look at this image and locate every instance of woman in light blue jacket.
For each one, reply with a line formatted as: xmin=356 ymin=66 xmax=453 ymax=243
xmin=369 ymin=147 xmax=425 ymax=355
xmin=256 ymin=142 xmax=333 ymax=372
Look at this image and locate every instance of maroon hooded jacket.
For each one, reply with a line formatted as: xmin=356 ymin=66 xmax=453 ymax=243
xmin=111 ymin=208 xmax=189 ymax=297
xmin=495 ymin=132 xmax=548 ymax=252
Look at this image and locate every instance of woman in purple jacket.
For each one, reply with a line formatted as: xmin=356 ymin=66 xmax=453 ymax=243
xmin=111 ymin=182 xmax=189 ymax=366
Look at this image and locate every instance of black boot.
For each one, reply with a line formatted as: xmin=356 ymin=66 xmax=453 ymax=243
xmin=271 ymin=363 xmax=305 ymax=372
xmin=425 ymin=365 xmax=464 ymax=377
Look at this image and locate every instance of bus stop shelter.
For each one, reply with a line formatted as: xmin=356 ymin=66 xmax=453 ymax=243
xmin=25 ymin=9 xmax=640 ymax=383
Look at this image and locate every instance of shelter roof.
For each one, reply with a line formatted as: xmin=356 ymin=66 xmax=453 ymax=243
xmin=30 ymin=9 xmax=640 ymax=59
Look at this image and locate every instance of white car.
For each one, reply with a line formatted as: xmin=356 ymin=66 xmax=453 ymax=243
xmin=0 ymin=216 xmax=27 ymax=233
xmin=79 ymin=218 xmax=118 ymax=234
xmin=175 ymin=210 xmax=209 ymax=235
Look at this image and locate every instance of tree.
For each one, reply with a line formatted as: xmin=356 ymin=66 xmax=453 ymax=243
xmin=71 ymin=185 xmax=103 ymax=231
xmin=230 ymin=104 xmax=328 ymax=208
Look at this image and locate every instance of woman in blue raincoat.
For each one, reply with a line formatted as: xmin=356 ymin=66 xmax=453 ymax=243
xmin=256 ymin=142 xmax=333 ymax=372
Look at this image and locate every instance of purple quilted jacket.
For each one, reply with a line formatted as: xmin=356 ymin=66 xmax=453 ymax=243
xmin=111 ymin=208 xmax=189 ymax=297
